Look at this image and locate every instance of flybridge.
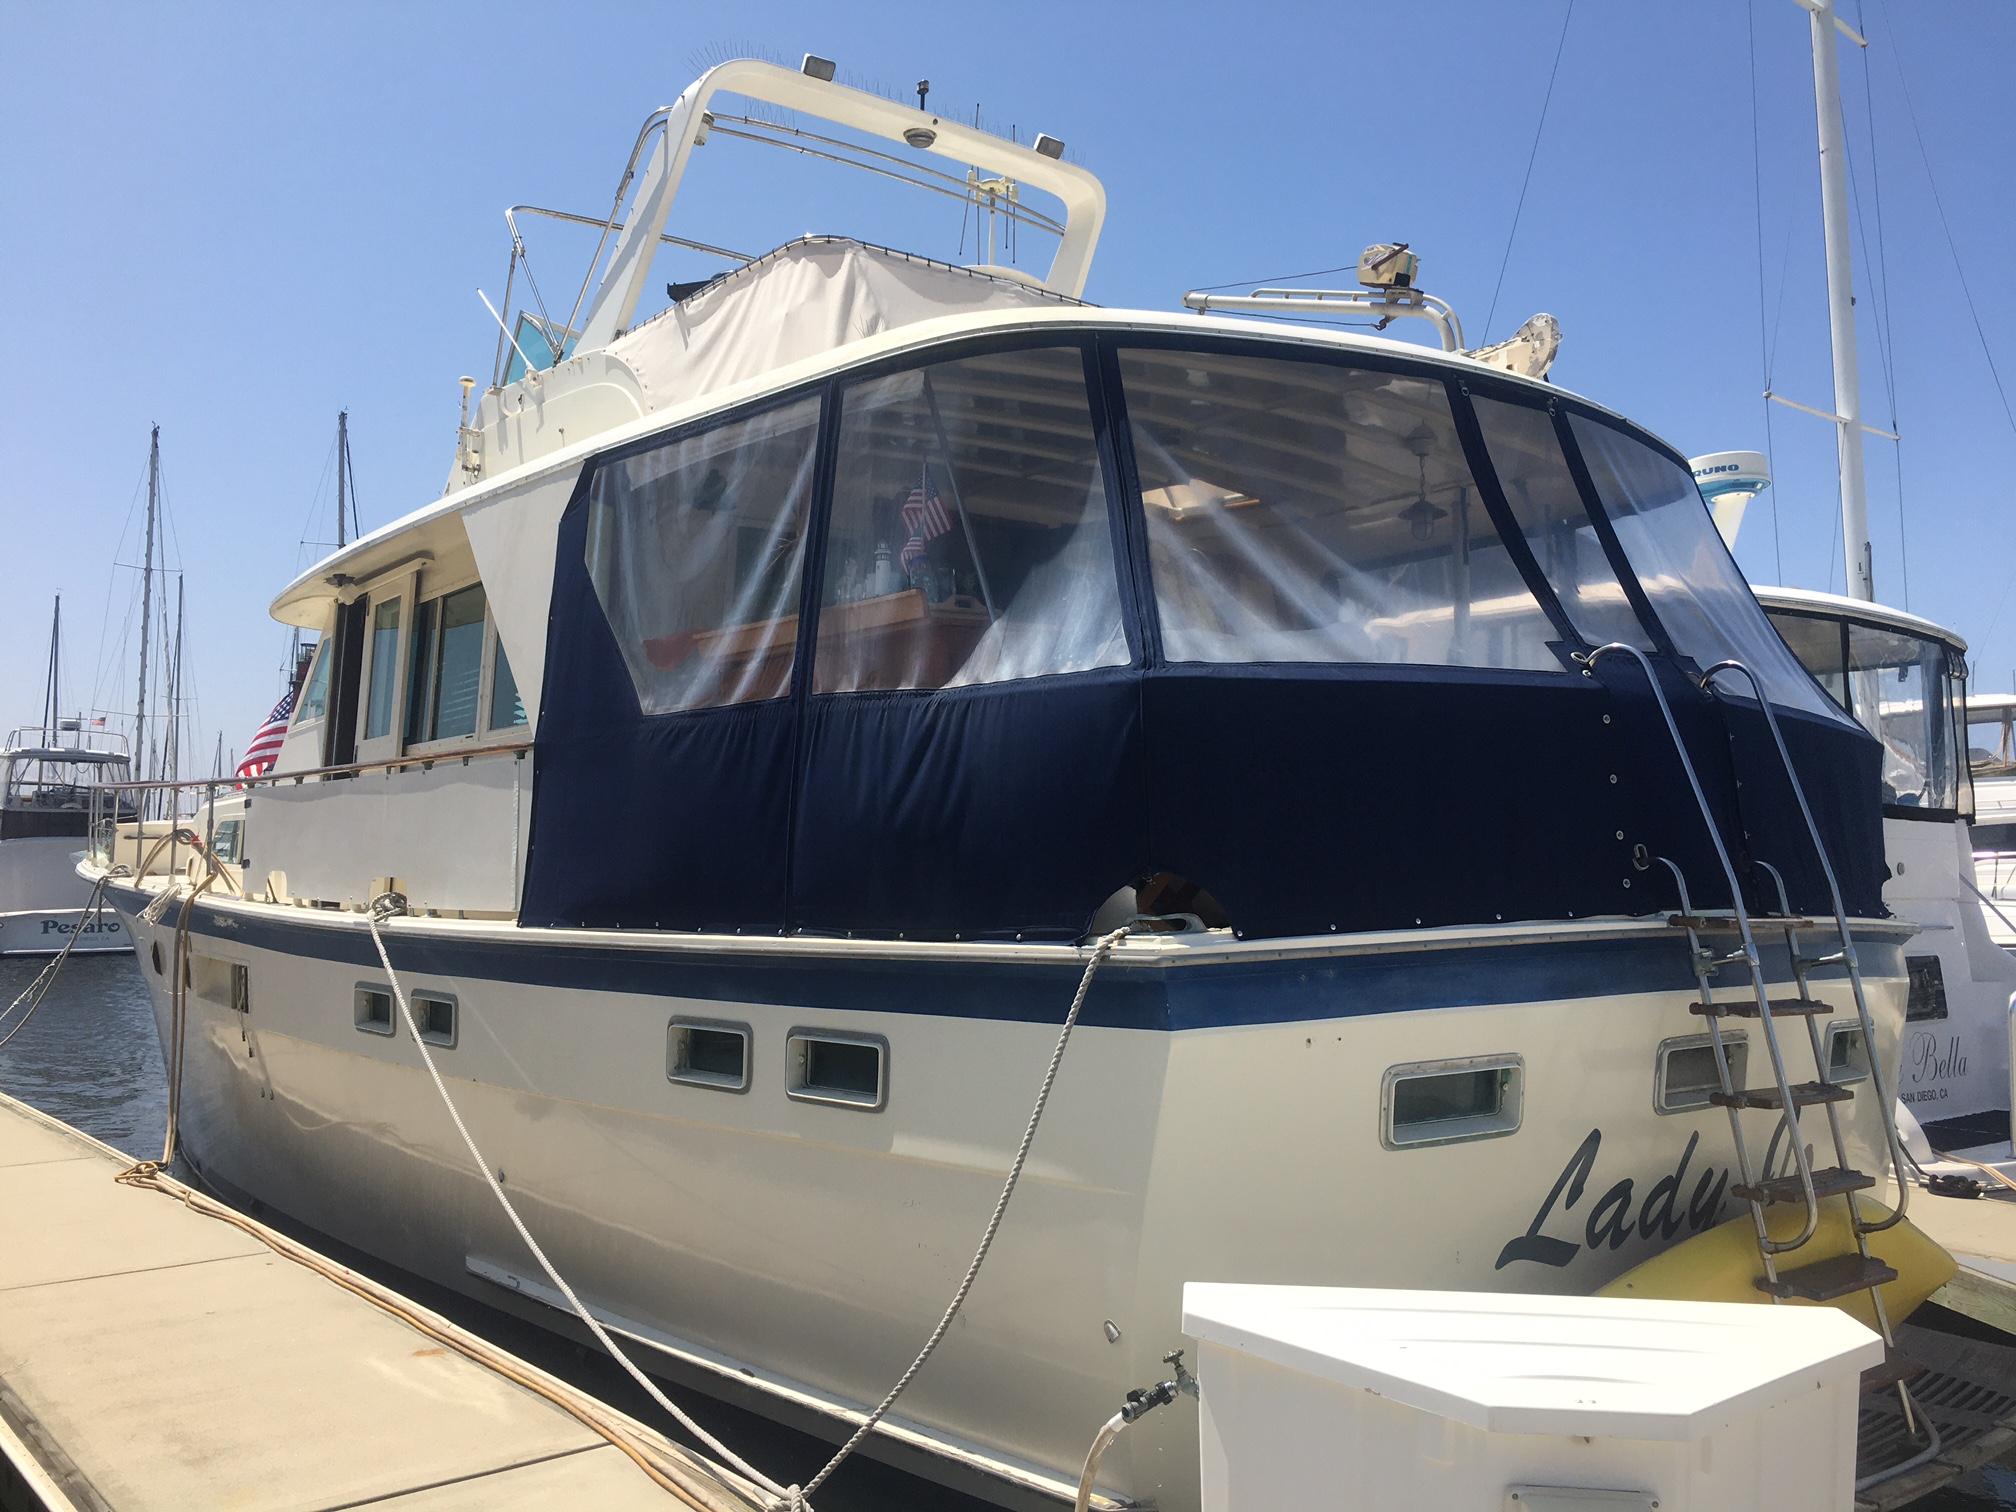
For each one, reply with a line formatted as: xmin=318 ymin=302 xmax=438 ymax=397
xmin=451 ymin=57 xmax=1106 ymax=493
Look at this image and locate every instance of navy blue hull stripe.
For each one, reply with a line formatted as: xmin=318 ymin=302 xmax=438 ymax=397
xmin=108 ymin=884 xmax=1898 ymax=1032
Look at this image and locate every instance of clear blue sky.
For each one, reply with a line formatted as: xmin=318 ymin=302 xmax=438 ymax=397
xmin=3 ymin=0 xmax=2012 ymax=768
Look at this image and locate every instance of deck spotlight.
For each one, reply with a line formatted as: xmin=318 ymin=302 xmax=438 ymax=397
xmin=904 ymin=125 xmax=938 ymax=149
xmin=801 ymin=54 xmax=837 ymax=82
xmin=1034 ymin=133 xmax=1065 ymax=160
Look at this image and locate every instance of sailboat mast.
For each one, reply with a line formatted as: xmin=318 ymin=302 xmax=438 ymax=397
xmin=163 ymin=576 xmax=184 ymax=801
xmin=135 ymin=425 xmax=160 ymax=787
xmin=1803 ymin=0 xmax=1874 ymax=602
xmin=336 ymin=409 xmax=350 ymax=549
xmin=41 ymin=595 xmax=60 ymax=744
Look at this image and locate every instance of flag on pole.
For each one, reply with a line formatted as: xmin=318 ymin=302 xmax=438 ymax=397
xmin=899 ymin=466 xmax=953 ymax=578
xmin=235 ymin=687 xmax=296 ymax=780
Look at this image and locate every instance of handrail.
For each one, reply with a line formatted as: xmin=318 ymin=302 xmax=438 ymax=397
xmin=1700 ymin=659 xmax=1912 ymax=1232
xmin=84 ymin=738 xmax=531 ymax=795
xmin=1583 ymin=641 xmax=1821 ymax=1251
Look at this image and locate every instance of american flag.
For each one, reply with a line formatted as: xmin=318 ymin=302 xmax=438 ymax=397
xmin=235 ymin=687 xmax=296 ymax=780
xmin=899 ymin=468 xmax=953 ymax=578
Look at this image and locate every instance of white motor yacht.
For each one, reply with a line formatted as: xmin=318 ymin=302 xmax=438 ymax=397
xmin=84 ymin=55 xmax=1936 ymax=1509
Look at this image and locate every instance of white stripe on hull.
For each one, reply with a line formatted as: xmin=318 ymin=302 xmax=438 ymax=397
xmin=113 ymin=895 xmax=1907 ymax=1511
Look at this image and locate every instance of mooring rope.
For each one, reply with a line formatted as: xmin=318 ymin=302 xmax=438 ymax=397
xmin=0 ymin=870 xmax=122 ymax=1049
xmin=364 ymin=891 xmax=1131 ymax=1511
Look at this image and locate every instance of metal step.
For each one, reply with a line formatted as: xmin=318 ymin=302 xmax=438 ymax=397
xmin=1670 ymin=913 xmax=1820 ymax=933
xmin=1690 ymin=996 xmax=1833 ymax=1019
xmin=1860 ymin=1351 xmax=1926 ymax=1394
xmin=1758 ymin=1252 xmax=1898 ymax=1302
xmin=1731 ymin=1166 xmax=1877 ymax=1206
xmin=1711 ymin=1080 xmax=1854 ymax=1111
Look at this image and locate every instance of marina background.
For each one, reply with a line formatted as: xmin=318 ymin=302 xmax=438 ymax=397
xmin=2 ymin=0 xmax=2014 ymax=754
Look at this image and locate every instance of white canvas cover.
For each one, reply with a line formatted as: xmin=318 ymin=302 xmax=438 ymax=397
xmin=603 ymin=237 xmax=1079 ymax=417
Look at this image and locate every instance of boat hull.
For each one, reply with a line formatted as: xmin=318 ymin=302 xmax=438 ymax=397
xmin=104 ymin=881 xmax=1911 ymax=1510
xmin=0 ymin=838 xmax=129 ymax=956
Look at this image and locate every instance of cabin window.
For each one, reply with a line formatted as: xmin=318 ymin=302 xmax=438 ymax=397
xmin=1844 ymin=623 xmax=1961 ymax=812
xmin=354 ymin=986 xmax=395 ymax=1036
xmin=814 ymin=347 xmax=1127 ymax=692
xmin=209 ymin=817 xmax=243 ymax=865
xmin=585 ymin=395 xmax=821 ymax=714
xmin=667 ymin=1018 xmax=751 ymax=1092
xmin=1826 ymin=1021 xmax=1871 ymax=1083
xmin=1470 ymin=397 xmax=1649 ymax=653
xmin=1381 ymin=1055 xmax=1523 ymax=1147
xmin=489 ymin=638 xmax=527 ymax=729
xmin=786 ymin=1029 xmax=887 ymax=1110
xmin=1118 ymin=350 xmax=1560 ymax=671
xmin=363 ymin=597 xmax=403 ymax=741
xmin=1566 ymin=416 xmax=1846 ymax=723
xmin=1656 ymin=1033 xmax=1745 ymax=1114
xmin=428 ymin=585 xmax=486 ymax=740
xmin=414 ymin=992 xmax=457 ymax=1047
xmin=295 ymin=639 xmax=332 ymax=724
xmin=1764 ymin=611 xmax=1851 ymax=712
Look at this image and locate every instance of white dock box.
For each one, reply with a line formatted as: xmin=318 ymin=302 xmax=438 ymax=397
xmin=1182 ymin=1284 xmax=1883 ymax=1512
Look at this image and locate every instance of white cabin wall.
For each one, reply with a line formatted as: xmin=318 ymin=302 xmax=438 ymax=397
xmin=460 ymin=468 xmax=577 ymax=728
xmin=251 ymin=755 xmax=530 ymax=914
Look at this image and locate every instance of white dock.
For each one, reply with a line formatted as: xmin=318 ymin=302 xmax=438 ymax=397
xmin=0 ymin=1092 xmax=759 ymax=1511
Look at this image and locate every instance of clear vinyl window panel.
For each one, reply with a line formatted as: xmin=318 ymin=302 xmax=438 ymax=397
xmin=815 ymin=348 xmax=1127 ymax=693
xmin=1764 ymin=611 xmax=1851 ymax=713
xmin=1470 ymin=397 xmax=1648 ymax=653
xmin=1566 ymin=416 xmax=1847 ymax=723
xmin=586 ymin=396 xmax=821 ymax=715
xmin=1119 ymin=349 xmax=1560 ymax=670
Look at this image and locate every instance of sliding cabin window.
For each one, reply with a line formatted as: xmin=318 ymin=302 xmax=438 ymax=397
xmin=813 ymin=347 xmax=1127 ymax=692
xmin=584 ymin=395 xmax=821 ymax=715
xmin=1470 ymin=398 xmax=1649 ymax=654
xmin=1566 ymin=416 xmax=1846 ymax=723
xmin=402 ymin=581 xmax=530 ymax=750
xmin=1116 ymin=350 xmax=1561 ymax=671
xmin=363 ymin=597 xmax=403 ymax=741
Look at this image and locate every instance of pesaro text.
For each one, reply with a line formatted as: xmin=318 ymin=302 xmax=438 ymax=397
xmin=1496 ymin=1127 xmax=1730 ymax=1270
xmin=41 ymin=916 xmax=121 ymax=936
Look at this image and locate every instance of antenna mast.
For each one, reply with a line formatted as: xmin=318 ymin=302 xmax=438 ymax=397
xmin=1801 ymin=0 xmax=1874 ymax=601
xmin=135 ymin=425 xmax=160 ymax=793
xmin=336 ymin=408 xmax=354 ymax=547
xmin=41 ymin=596 xmax=60 ymax=744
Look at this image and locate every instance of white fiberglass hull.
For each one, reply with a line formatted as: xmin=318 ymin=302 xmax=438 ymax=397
xmin=0 ymin=837 xmax=127 ymax=955
xmin=105 ymin=880 xmax=1911 ymax=1511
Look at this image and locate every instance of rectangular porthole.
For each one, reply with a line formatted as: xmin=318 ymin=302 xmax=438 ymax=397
xmin=787 ymin=1030 xmax=887 ymax=1111
xmin=1657 ymin=1034 xmax=1746 ymax=1114
xmin=415 ymin=992 xmax=457 ymax=1048
xmin=668 ymin=1019 xmax=750 ymax=1092
xmin=230 ymin=963 xmax=251 ymax=1015
xmin=354 ymin=985 xmax=395 ymax=1037
xmin=1826 ymin=1022 xmax=1871 ymax=1084
xmin=1381 ymin=1056 xmax=1522 ymax=1149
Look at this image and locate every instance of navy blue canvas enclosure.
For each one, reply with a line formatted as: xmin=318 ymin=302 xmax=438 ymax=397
xmin=522 ymin=329 xmax=1889 ymax=942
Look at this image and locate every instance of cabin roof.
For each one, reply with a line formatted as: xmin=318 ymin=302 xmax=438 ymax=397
xmin=272 ymin=300 xmax=1643 ymax=627
xmin=1752 ymin=584 xmax=1966 ymax=653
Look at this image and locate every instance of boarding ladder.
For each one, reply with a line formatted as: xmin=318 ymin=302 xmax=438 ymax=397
xmin=1585 ymin=645 xmax=1940 ymax=1491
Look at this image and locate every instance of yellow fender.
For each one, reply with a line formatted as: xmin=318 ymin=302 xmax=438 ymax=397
xmin=1598 ymin=1198 xmax=1956 ymax=1331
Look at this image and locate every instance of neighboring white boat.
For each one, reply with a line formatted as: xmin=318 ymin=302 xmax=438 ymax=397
xmin=2 ymin=598 xmax=132 ymax=958
xmin=86 ymin=56 xmax=1931 ymax=1510
xmin=1756 ymin=587 xmax=2016 ymax=1179
xmin=1 ymin=730 xmax=131 ymax=957
xmin=1965 ymin=691 xmax=2016 ymax=953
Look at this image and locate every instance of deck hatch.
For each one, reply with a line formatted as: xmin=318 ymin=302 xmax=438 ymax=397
xmin=1381 ymin=1054 xmax=1522 ymax=1148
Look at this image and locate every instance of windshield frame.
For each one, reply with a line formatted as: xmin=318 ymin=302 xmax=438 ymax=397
xmin=1763 ymin=602 xmax=1971 ymax=822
